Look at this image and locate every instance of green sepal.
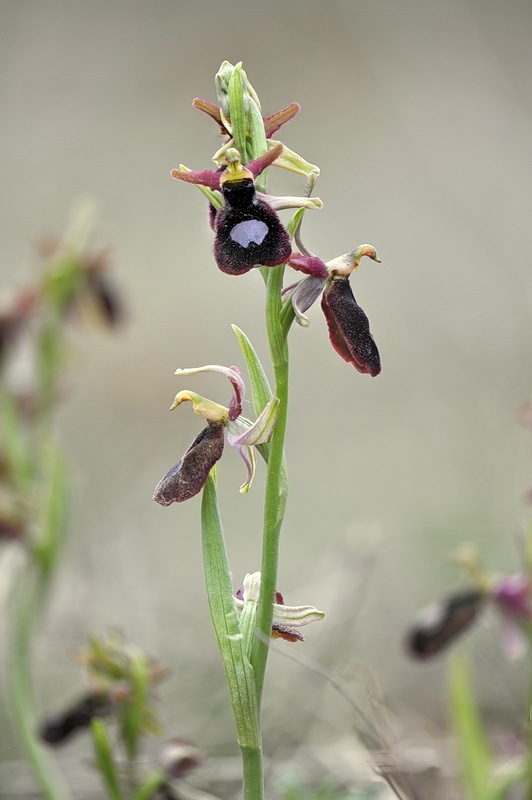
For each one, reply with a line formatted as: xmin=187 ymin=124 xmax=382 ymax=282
xmin=90 ymin=718 xmax=125 ymax=800
xmin=268 ymin=140 xmax=320 ymax=178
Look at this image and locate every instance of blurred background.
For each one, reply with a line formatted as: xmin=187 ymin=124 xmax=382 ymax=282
xmin=1 ymin=0 xmax=532 ymax=796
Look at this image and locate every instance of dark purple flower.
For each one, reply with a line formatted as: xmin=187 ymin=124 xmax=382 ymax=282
xmin=286 ymin=245 xmax=381 ymax=376
xmin=170 ymin=144 xmax=321 ymax=276
xmin=153 ymin=365 xmax=279 ymax=506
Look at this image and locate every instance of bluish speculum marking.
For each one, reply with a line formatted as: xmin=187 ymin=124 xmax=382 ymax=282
xmin=230 ymin=220 xmax=269 ymax=248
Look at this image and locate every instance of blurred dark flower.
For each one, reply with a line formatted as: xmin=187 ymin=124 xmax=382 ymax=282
xmin=406 ymin=590 xmax=485 ymax=659
xmin=40 ymin=693 xmax=110 ymax=745
xmin=153 ymin=365 xmax=279 ymax=505
xmin=407 ymin=573 xmax=532 ymax=660
xmin=286 ymin=245 xmax=381 ymax=376
xmin=37 ymin=231 xmax=123 ymax=326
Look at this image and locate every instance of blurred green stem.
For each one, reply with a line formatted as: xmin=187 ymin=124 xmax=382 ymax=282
xmin=8 ymin=566 xmax=71 ymax=800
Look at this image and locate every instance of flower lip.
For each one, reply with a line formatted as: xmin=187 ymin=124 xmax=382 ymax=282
xmin=321 ymin=277 xmax=381 ymax=376
xmin=152 ymin=421 xmax=225 ymax=506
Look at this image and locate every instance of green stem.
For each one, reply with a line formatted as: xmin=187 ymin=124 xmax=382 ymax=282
xmin=8 ymin=565 xmax=71 ymax=800
xmin=251 ymin=266 xmax=290 ymax=703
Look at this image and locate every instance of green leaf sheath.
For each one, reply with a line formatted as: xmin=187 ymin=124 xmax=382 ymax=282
xmin=201 ymin=471 xmax=263 ymax=799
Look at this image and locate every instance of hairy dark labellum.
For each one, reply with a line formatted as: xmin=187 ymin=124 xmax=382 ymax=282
xmin=153 ymin=421 xmax=225 ymax=505
xmin=321 ymin=277 xmax=381 ymax=376
xmin=214 ymin=179 xmax=291 ymax=275
xmin=406 ymin=589 xmax=485 ymax=659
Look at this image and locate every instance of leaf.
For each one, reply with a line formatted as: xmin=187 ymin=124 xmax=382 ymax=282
xmin=231 ymin=324 xmax=273 ymax=418
xmin=201 ymin=469 xmax=260 ymax=750
xmin=91 ymin=719 xmax=125 ymax=800
xmin=449 ymin=655 xmax=492 ymax=800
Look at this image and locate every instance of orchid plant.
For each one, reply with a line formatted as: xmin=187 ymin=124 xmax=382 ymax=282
xmin=152 ymin=61 xmax=382 ymax=799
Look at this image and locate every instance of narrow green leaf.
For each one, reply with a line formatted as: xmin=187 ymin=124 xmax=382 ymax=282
xmin=231 ymin=324 xmax=273 ymax=418
xmin=449 ymin=655 xmax=492 ymax=800
xmin=201 ymin=469 xmax=260 ymax=750
xmin=91 ymin=718 xmax=125 ymax=800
